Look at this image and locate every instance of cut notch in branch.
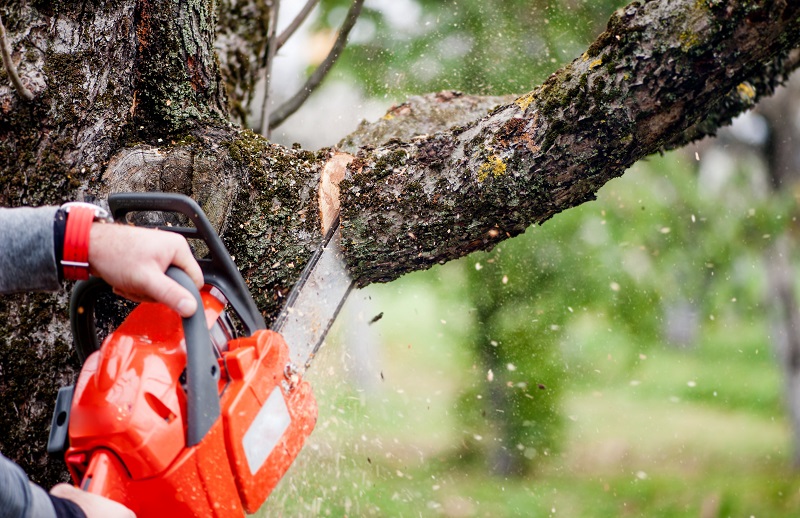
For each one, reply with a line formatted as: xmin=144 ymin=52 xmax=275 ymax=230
xmin=319 ymin=152 xmax=354 ymax=234
xmin=268 ymin=0 xmax=365 ymax=130
xmin=0 ymin=12 xmax=33 ymax=101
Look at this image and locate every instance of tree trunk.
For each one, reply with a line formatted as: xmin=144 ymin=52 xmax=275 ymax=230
xmin=0 ymin=0 xmax=799 ymax=485
xmin=757 ymin=79 xmax=800 ymax=467
xmin=765 ymin=236 xmax=800 ymax=467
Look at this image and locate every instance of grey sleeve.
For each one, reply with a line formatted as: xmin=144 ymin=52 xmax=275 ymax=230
xmin=0 ymin=206 xmax=61 ymax=294
xmin=0 ymin=452 xmax=56 ymax=518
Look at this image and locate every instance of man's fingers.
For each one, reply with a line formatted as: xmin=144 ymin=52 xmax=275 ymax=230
xmin=169 ymin=237 xmax=204 ymax=289
xmin=138 ymin=271 xmax=198 ymax=317
xmin=50 ymin=483 xmax=136 ymax=518
xmin=112 ymin=287 xmax=152 ymax=303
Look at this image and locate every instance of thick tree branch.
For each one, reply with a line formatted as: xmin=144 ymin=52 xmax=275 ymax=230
xmin=105 ymin=0 xmax=800 ymax=304
xmin=664 ymin=47 xmax=800 ymax=150
xmin=337 ymin=0 xmax=800 ymax=286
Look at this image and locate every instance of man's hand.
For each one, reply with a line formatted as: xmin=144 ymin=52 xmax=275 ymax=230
xmin=87 ymin=223 xmax=204 ymax=317
xmin=50 ymin=483 xmax=136 ymax=518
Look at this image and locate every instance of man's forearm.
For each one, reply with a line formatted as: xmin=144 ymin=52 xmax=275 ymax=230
xmin=0 ymin=453 xmax=57 ymax=518
xmin=0 ymin=206 xmax=60 ymax=293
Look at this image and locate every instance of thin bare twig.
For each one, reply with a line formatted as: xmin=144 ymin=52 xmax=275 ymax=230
xmin=269 ymin=0 xmax=365 ymax=130
xmin=0 ymin=12 xmax=33 ymax=101
xmin=259 ymin=0 xmax=281 ymax=137
xmin=276 ymin=0 xmax=320 ymax=51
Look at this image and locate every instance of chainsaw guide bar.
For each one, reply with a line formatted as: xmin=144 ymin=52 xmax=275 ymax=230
xmin=272 ymin=216 xmax=353 ymax=374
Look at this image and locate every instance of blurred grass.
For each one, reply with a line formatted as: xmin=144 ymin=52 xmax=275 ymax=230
xmin=259 ymin=270 xmax=799 ymax=517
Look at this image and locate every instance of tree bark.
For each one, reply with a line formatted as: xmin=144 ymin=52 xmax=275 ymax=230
xmin=0 ymin=0 xmax=798 ymax=485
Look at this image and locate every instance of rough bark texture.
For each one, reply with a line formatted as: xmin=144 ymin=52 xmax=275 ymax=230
xmin=0 ymin=0 xmax=798 ymax=486
xmin=215 ymin=0 xmax=270 ymax=126
xmin=0 ymin=1 xmax=140 ymax=486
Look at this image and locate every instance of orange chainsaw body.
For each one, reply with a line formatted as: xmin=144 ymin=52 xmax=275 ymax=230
xmin=65 ymin=288 xmax=317 ymax=516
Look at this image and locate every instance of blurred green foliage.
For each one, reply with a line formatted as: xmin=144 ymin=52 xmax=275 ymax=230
xmin=456 ymin=247 xmax=568 ymax=476
xmin=313 ymin=0 xmax=635 ymax=476
xmin=260 ymin=0 xmax=800 ymax=511
xmin=318 ymin=0 xmax=628 ymax=96
xmin=446 ymin=143 xmax=792 ymax=472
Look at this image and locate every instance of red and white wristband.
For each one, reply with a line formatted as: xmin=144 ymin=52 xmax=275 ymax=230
xmin=58 ymin=202 xmax=112 ymax=281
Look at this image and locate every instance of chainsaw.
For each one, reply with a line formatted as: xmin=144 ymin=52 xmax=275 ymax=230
xmin=46 ymin=192 xmax=352 ymax=516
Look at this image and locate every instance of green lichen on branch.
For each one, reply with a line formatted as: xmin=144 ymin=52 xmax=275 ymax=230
xmin=477 ymin=153 xmax=507 ymax=182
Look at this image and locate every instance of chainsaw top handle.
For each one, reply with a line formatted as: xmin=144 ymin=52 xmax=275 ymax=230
xmin=69 ymin=192 xmax=265 ymax=365
xmin=108 ymin=192 xmax=266 ymax=334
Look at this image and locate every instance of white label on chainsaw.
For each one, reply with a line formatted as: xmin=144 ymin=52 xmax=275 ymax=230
xmin=243 ymin=387 xmax=291 ymax=475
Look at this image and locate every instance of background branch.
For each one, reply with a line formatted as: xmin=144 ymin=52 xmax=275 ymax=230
xmin=269 ymin=0 xmax=364 ymax=130
xmin=0 ymin=12 xmax=33 ymax=101
xmin=259 ymin=0 xmax=281 ymax=136
xmin=276 ymin=0 xmax=320 ymax=51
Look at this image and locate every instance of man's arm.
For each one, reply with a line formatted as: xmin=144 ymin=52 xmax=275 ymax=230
xmin=0 ymin=205 xmax=203 ymax=316
xmin=0 ymin=452 xmax=60 ymax=518
xmin=0 ymin=207 xmax=60 ymax=293
xmin=0 ymin=452 xmax=136 ymax=518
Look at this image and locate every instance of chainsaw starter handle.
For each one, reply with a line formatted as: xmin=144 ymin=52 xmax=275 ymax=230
xmin=108 ymin=192 xmax=266 ymax=335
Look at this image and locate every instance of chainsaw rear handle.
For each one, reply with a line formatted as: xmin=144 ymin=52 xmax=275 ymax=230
xmin=168 ymin=266 xmax=222 ymax=446
xmin=108 ymin=192 xmax=266 ymax=335
xmin=71 ymin=267 xmax=220 ymax=446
